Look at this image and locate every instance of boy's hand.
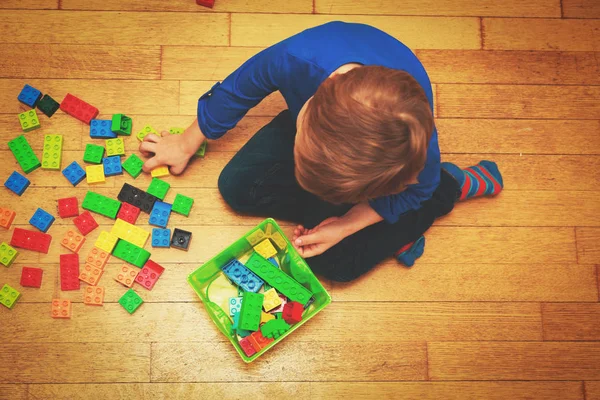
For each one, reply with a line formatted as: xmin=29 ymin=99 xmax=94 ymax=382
xmin=292 ymin=217 xmax=351 ymax=258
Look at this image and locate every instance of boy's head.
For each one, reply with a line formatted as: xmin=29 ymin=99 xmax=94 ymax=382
xmin=294 ymin=65 xmax=434 ymax=204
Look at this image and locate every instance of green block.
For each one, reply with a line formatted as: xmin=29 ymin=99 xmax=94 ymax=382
xmin=8 ymin=135 xmax=41 ymax=174
xmin=82 ymin=191 xmax=121 ymax=219
xmin=122 ymin=154 xmax=144 ymax=179
xmin=260 ymin=318 xmax=290 ymax=339
xmin=137 ymin=125 xmax=157 ymax=142
xmin=172 ymin=193 xmax=194 ymax=217
xmin=118 ymin=288 xmax=143 ymax=314
xmin=169 ymin=127 xmax=184 ymax=135
xmin=18 ymin=109 xmax=40 ymax=132
xmin=41 ymin=134 xmax=63 ymax=170
xmin=238 ymin=292 xmax=264 ymax=331
xmin=196 ymin=141 xmax=207 ymax=158
xmin=111 ymin=114 xmax=132 ymax=135
xmin=83 ymin=143 xmax=105 ymax=164
xmin=0 ymin=242 xmax=18 ymax=267
xmin=113 ymin=239 xmax=151 ymax=268
xmin=146 ymin=178 xmax=170 ymax=200
xmin=245 ymin=252 xmax=313 ymax=305
xmin=105 ymin=138 xmax=125 ymax=157
xmin=0 ymin=284 xmax=21 ymax=309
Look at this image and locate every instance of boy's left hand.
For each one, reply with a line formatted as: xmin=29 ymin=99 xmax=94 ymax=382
xmin=292 ymin=217 xmax=350 ymax=258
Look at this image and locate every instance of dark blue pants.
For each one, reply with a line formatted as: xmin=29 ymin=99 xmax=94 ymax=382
xmin=218 ymin=111 xmax=459 ymax=282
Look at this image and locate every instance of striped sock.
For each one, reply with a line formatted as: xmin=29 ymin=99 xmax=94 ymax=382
xmin=441 ymin=160 xmax=503 ymax=201
xmin=395 ymin=236 xmax=425 ymax=267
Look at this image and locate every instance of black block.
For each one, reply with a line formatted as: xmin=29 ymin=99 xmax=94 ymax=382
xmin=117 ymin=183 xmax=158 ymax=213
xmin=171 ymin=228 xmax=192 ymax=251
xmin=37 ymin=94 xmax=60 ymax=117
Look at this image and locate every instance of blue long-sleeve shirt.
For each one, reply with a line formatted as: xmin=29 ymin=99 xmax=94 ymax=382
xmin=197 ymin=21 xmax=440 ymax=224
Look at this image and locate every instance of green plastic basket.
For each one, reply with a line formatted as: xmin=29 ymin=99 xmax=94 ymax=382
xmin=187 ymin=218 xmax=332 ymax=362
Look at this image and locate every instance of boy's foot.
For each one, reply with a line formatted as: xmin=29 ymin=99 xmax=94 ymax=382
xmin=441 ymin=160 xmax=503 ymax=201
xmin=395 ymin=236 xmax=425 ymax=267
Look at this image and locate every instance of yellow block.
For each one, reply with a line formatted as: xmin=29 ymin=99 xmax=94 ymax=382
xmin=111 ymin=219 xmax=149 ymax=248
xmin=254 ymin=239 xmax=277 ymax=259
xmin=86 ymin=165 xmax=105 ymax=184
xmin=270 ymin=231 xmax=287 ymax=250
xmin=151 ymin=166 xmax=170 ymax=178
xmin=261 ymin=311 xmax=275 ymax=324
xmin=262 ymin=288 xmax=282 ymax=312
xmin=246 ymin=228 xmax=265 ymax=245
xmin=95 ymin=231 xmax=119 ymax=253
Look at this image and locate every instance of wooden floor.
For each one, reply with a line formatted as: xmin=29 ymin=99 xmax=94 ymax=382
xmin=1 ymin=0 xmax=599 ymax=399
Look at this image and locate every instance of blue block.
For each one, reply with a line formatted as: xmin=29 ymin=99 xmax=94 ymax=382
xmin=90 ymin=119 xmax=117 ymax=139
xmin=152 ymin=228 xmax=171 ymax=248
xmin=103 ymin=156 xmax=123 ymax=176
xmin=222 ymin=259 xmax=264 ymax=293
xmin=17 ymin=84 xmax=42 ymax=108
xmin=62 ymin=161 xmax=86 ymax=186
xmin=267 ymin=257 xmax=279 ymax=268
xmin=4 ymin=171 xmax=30 ymax=196
xmin=149 ymin=201 xmax=171 ymax=228
xmin=29 ymin=208 xmax=55 ymax=232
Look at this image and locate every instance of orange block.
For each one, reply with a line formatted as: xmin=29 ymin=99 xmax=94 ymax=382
xmin=79 ymin=263 xmax=103 ymax=286
xmin=114 ymin=264 xmax=141 ymax=288
xmin=83 ymin=286 xmax=104 ymax=306
xmin=0 ymin=207 xmax=16 ymax=229
xmin=83 ymin=246 xmax=110 ymax=269
xmin=51 ymin=299 xmax=71 ymax=319
xmin=247 ymin=331 xmax=274 ymax=352
xmin=60 ymin=229 xmax=86 ymax=253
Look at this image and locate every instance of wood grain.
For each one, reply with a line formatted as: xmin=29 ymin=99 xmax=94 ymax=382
xmin=0 ymin=0 xmax=57 ymax=9
xmin=586 ymin=381 xmax=600 ymax=400
xmin=0 ymin=385 xmax=27 ymax=400
xmin=563 ymin=0 xmax=600 ymax=18
xmin=60 ymin=0 xmax=313 ymax=13
xmin=542 ymin=303 xmax=600 ymax=341
xmin=576 ymin=228 xmax=600 ymax=264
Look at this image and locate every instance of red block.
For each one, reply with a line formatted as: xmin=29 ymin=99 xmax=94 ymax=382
xmin=60 ymin=253 xmax=80 ymax=291
xmin=117 ymin=202 xmax=141 ymax=225
xmin=57 ymin=197 xmax=79 ymax=218
xmin=73 ymin=210 xmax=98 ymax=236
xmin=10 ymin=227 xmax=52 ymax=253
xmin=282 ymin=301 xmax=304 ymax=324
xmin=60 ymin=93 xmax=99 ymax=124
xmin=247 ymin=331 xmax=273 ymax=352
xmin=135 ymin=259 xmax=165 ymax=290
xmin=239 ymin=337 xmax=256 ymax=357
xmin=20 ymin=267 xmax=43 ymax=288
xmin=196 ymin=0 xmax=214 ymax=7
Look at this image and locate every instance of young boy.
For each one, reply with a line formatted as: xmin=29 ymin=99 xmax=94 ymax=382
xmin=139 ymin=21 xmax=503 ymax=282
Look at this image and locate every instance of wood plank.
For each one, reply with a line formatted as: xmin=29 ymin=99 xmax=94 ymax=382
xmin=60 ymin=0 xmax=312 ymax=13
xmin=483 ymin=18 xmax=600 ymax=51
xmin=0 ymin=0 xmax=57 ymax=9
xmin=437 ymin=84 xmax=600 ymax=119
xmin=417 ymin=50 xmax=600 ymax=85
xmin=428 ymin=342 xmax=600 ymax=380
xmin=542 ymin=303 xmax=600 ymax=340
xmin=315 ymin=0 xmax=561 ymax=17
xmin=0 ymin=115 xmax=83 ymax=151
xmin=0 ymin=385 xmax=27 ymax=400
xmin=563 ymin=0 xmax=600 ymax=18
xmin=576 ymin=228 xmax=600 ymax=264
xmin=586 ymin=381 xmax=600 ymax=400
xmin=230 ymin=14 xmax=481 ymax=49
xmin=0 ymin=343 xmax=150 ymax=383
xmin=0 ymin=44 xmax=161 ymax=80
xmin=151 ymin=341 xmax=427 ymax=382
xmin=0 ymin=11 xmax=228 ymax=46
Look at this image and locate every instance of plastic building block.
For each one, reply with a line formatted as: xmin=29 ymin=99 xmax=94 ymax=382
xmin=122 ymin=154 xmax=144 ymax=179
xmin=260 ymin=318 xmax=291 ymax=339
xmin=195 ymin=141 xmax=207 ymax=157
xmin=111 ymin=219 xmax=149 ymax=248
xmin=8 ymin=135 xmax=41 ymax=174
xmin=232 ymin=311 xmax=252 ymax=337
xmin=83 ymin=246 xmax=110 ymax=270
xmin=105 ymin=138 xmax=125 ymax=157
xmin=169 ymin=127 xmax=184 ymax=135
xmin=271 ymin=294 xmax=287 ymax=314
xmin=171 ymin=228 xmax=191 ymax=251
xmin=261 ymin=311 xmax=275 ymax=325
xmin=238 ymin=292 xmax=264 ymax=331
xmin=136 ymin=125 xmax=157 ymax=142
xmin=253 ymin=239 xmax=277 ymax=259
xmin=267 ymin=257 xmax=279 ymax=268
xmin=262 ymin=288 xmax=282 ymax=312
xmin=41 ymin=134 xmax=63 ymax=170
xmin=112 ymin=239 xmax=151 ymax=268
xmin=114 ymin=264 xmax=141 ymax=288
xmin=86 ymin=165 xmax=105 ymax=184
xmin=0 ymin=284 xmax=21 ymax=309
xmin=246 ymin=228 xmax=265 ymax=246
xmin=57 ymin=197 xmax=79 ymax=218
xmin=18 ymin=84 xmax=42 ymax=107
xmin=151 ymin=228 xmax=171 ymax=248
xmin=245 ymin=252 xmax=313 ymax=305
xmin=221 ymin=259 xmax=264 ymax=293
xmin=146 ymin=178 xmax=170 ymax=200
xmin=135 ymin=259 xmax=164 ymax=290
xmin=90 ymin=119 xmax=116 ymax=139
xmin=79 ymin=263 xmax=104 ymax=286
xmin=18 ymin=109 xmax=40 ymax=132
xmin=119 ymin=289 xmax=143 ymax=314
xmin=149 ymin=201 xmax=171 ymax=228
xmin=29 ymin=208 xmax=55 ymax=232
xmin=62 ymin=161 xmax=86 ymax=186
xmin=197 ymin=0 xmax=215 ymax=8
xmin=111 ymin=114 xmax=132 ymax=135
xmin=60 ymin=93 xmax=98 ymax=124
xmin=172 ymin=194 xmax=194 ymax=217
xmin=73 ymin=211 xmax=98 ymax=236
xmin=21 ymin=266 xmax=43 ymax=287
xmin=229 ymin=296 xmax=243 ymax=316
xmin=51 ymin=299 xmax=71 ymax=318
xmin=239 ymin=337 xmax=256 ymax=357
xmin=247 ymin=331 xmax=273 ymax=352
xmin=282 ymin=301 xmax=304 ymax=324
xmin=82 ymin=191 xmax=121 ymax=219
xmin=83 ymin=143 xmax=104 ymax=164
xmin=270 ymin=231 xmax=287 ymax=250
xmin=117 ymin=202 xmax=141 ymax=225
xmin=95 ymin=231 xmax=119 ymax=253
xmin=151 ymin=166 xmax=169 ymax=178
xmin=37 ymin=94 xmax=60 ymax=117
xmin=0 ymin=208 xmax=16 ymax=229
xmin=60 ymin=253 xmax=80 ymax=291
xmin=4 ymin=171 xmax=30 ymax=196
xmin=103 ymin=156 xmax=122 ymax=177
xmin=0 ymin=242 xmax=18 ymax=267
xmin=118 ymin=183 xmax=158 ymax=213
xmin=60 ymin=229 xmax=85 ymax=253
xmin=83 ymin=286 xmax=105 ymax=306
xmin=11 ymin=228 xmax=52 ymax=253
